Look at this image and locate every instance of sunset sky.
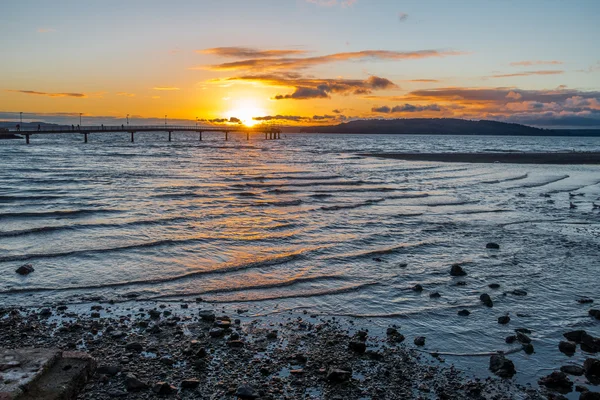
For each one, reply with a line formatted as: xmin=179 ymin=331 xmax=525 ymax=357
xmin=1 ymin=0 xmax=599 ymax=127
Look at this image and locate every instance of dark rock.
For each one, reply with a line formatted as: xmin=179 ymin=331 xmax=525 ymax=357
xmin=412 ymin=284 xmax=423 ymax=292
xmin=522 ymin=343 xmax=534 ymax=354
xmin=39 ymin=308 xmax=52 ymax=317
xmin=480 ymin=293 xmax=493 ymax=307
xmin=196 ymin=348 xmax=207 ymax=358
xmin=489 ymin=283 xmax=501 ymax=289
xmin=97 ymin=364 xmax=121 ymax=376
xmin=356 ymin=330 xmax=368 ymax=340
xmin=589 ymin=309 xmax=600 ymax=320
xmin=450 ymin=264 xmax=467 ymax=276
xmin=199 ymin=310 xmax=216 ymax=322
xmin=365 ymin=350 xmax=384 ymax=361
xmin=180 ymin=303 xmax=188 ymax=309
xmin=148 ymin=310 xmax=161 ymax=319
xmin=489 ymin=354 xmax=516 ymax=378
xmin=538 ymin=371 xmax=573 ymax=393
xmin=266 ymin=330 xmax=278 ymax=339
xmin=110 ymin=330 xmax=126 ymax=339
xmin=498 ymin=315 xmax=510 ymax=324
xmin=580 ymin=392 xmax=600 ymax=400
xmin=510 ymin=289 xmax=527 ymax=296
xmin=505 ymin=335 xmax=517 ymax=344
xmin=559 ymin=341 xmax=577 ymax=355
xmin=560 ymin=365 xmax=585 ymax=376
xmin=386 ymin=327 xmax=399 ymax=335
xmin=327 ymin=368 xmax=352 ymax=383
xmin=125 ymin=342 xmax=143 ymax=352
xmin=414 ymin=336 xmax=426 ymax=346
xmin=486 ymin=242 xmax=500 ymax=249
xmin=373 ymin=257 xmax=383 ymax=262
xmin=455 ymin=281 xmax=467 ymax=286
xmin=125 ymin=374 xmax=148 ymax=392
xmin=429 ymin=292 xmax=441 ymax=298
xmin=181 ymin=379 xmax=200 ymax=389
xmin=576 ymin=385 xmax=589 ymax=393
xmin=229 ymin=332 xmax=240 ymax=340
xmin=160 ymin=357 xmax=174 ymax=366
xmin=516 ymin=332 xmax=531 ymax=344
xmin=581 ymin=333 xmax=600 ymax=353
xmin=214 ymin=319 xmax=231 ymax=329
xmin=227 ymin=340 xmax=245 ymax=348
xmin=209 ymin=328 xmax=225 ymax=338
xmin=91 ymin=312 xmax=100 ymax=318
xmin=15 ymin=264 xmax=35 ymax=275
xmin=578 ymin=298 xmax=594 ymax=304
xmin=458 ymin=309 xmax=470 ymax=316
xmin=152 ymin=382 xmax=176 ymax=395
xmin=236 ymin=383 xmax=259 ymax=399
xmin=564 ymin=330 xmax=586 ymax=343
xmin=349 ymin=340 xmax=366 ymax=354
xmin=584 ymin=358 xmax=600 ymax=383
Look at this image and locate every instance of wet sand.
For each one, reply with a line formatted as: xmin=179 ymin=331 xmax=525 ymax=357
xmin=360 ymin=152 xmax=600 ymax=164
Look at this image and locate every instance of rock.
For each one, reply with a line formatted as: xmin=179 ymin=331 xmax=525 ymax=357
xmin=152 ymin=382 xmax=176 ymax=395
xmin=560 ymin=365 xmax=585 ymax=376
xmin=125 ymin=342 xmax=143 ymax=352
xmin=580 ymin=392 xmax=600 ymax=400
xmin=522 ymin=343 xmax=534 ymax=354
xmin=110 ymin=330 xmax=126 ymax=339
xmin=480 ymin=293 xmax=493 ymax=307
xmin=227 ymin=340 xmax=245 ymax=348
xmin=455 ymin=281 xmax=467 ymax=286
xmin=516 ymin=332 xmax=531 ymax=344
xmin=349 ymin=341 xmax=366 ymax=354
xmin=386 ymin=327 xmax=399 ymax=335
xmin=538 ymin=371 xmax=573 ymax=392
xmin=15 ymin=264 xmax=35 ymax=275
xmin=229 ymin=332 xmax=240 ymax=340
xmin=180 ymin=303 xmax=189 ymax=309
xmin=327 ymin=368 xmax=352 ymax=383
xmin=584 ymin=358 xmax=600 ymax=383
xmin=489 ymin=283 xmax=501 ymax=289
xmin=124 ymin=373 xmax=148 ymax=391
xmin=505 ymin=335 xmax=517 ymax=344
xmin=450 ymin=264 xmax=467 ymax=276
xmin=373 ymin=257 xmax=383 ymax=262
xmin=91 ymin=312 xmax=100 ymax=318
xmin=214 ymin=320 xmax=231 ymax=329
xmin=559 ymin=341 xmax=577 ymax=355
xmin=196 ymin=348 xmax=207 ymax=358
xmin=160 ymin=357 xmax=174 ymax=366
xmin=209 ymin=328 xmax=225 ymax=338
xmin=266 ymin=330 xmax=278 ymax=339
xmin=498 ymin=315 xmax=510 ymax=324
xmin=510 ymin=289 xmax=528 ymax=296
xmin=578 ymin=298 xmax=594 ymax=304
xmin=429 ymin=292 xmax=441 ymax=298
xmin=486 ymin=242 xmax=500 ymax=249
xmin=414 ymin=336 xmax=426 ymax=346
xmin=39 ymin=308 xmax=52 ymax=317
xmin=356 ymin=330 xmax=368 ymax=340
xmin=564 ymin=330 xmax=587 ymax=343
xmin=458 ymin=309 xmax=470 ymax=316
xmin=148 ymin=309 xmax=161 ymax=319
xmin=589 ymin=309 xmax=600 ymax=320
xmin=97 ymin=364 xmax=121 ymax=376
xmin=181 ymin=379 xmax=200 ymax=389
xmin=581 ymin=333 xmax=600 ymax=353
xmin=489 ymin=354 xmax=516 ymax=378
xmin=412 ymin=284 xmax=423 ymax=292
xmin=199 ymin=310 xmax=216 ymax=322
xmin=236 ymin=383 xmax=259 ymax=399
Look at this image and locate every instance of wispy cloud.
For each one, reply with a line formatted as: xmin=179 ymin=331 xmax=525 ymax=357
xmin=406 ymin=79 xmax=440 ymax=83
xmin=398 ymin=12 xmax=409 ymax=22
xmin=306 ymin=0 xmax=357 ymax=7
xmin=489 ymin=70 xmax=564 ymax=78
xmin=37 ymin=28 xmax=56 ymax=33
xmin=198 ymin=49 xmax=466 ymax=72
xmin=117 ymin=92 xmax=136 ymax=97
xmin=199 ymin=47 xmax=308 ymax=58
xmin=222 ymin=74 xmax=397 ymax=100
xmin=7 ymin=90 xmax=86 ymax=98
xmin=509 ymin=60 xmax=563 ymax=67
xmin=152 ymin=87 xmax=180 ymax=91
xmin=372 ymin=104 xmax=441 ymax=113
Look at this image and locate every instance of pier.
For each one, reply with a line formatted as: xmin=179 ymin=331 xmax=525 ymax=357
xmin=7 ymin=125 xmax=282 ymax=144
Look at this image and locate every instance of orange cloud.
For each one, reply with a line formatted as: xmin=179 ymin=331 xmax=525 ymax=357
xmin=117 ymin=92 xmax=136 ymax=97
xmin=7 ymin=90 xmax=86 ymax=98
xmin=198 ymin=49 xmax=466 ymax=72
xmin=490 ymin=70 xmax=564 ymax=78
xmin=199 ymin=47 xmax=308 ymax=58
xmin=509 ymin=60 xmax=563 ymax=66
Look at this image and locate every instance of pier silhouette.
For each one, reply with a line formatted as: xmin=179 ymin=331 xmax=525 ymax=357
xmin=7 ymin=125 xmax=282 ymax=144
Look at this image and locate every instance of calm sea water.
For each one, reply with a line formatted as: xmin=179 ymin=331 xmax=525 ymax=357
xmin=1 ymin=133 xmax=599 ymax=389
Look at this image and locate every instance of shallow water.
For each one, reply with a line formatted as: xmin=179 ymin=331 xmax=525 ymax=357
xmin=1 ymin=133 xmax=599 ymax=391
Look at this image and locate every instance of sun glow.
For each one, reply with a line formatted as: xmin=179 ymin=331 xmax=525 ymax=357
xmin=226 ymin=98 xmax=268 ymax=127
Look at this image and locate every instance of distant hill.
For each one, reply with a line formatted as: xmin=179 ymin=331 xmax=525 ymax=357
xmin=300 ymin=118 xmax=600 ymax=136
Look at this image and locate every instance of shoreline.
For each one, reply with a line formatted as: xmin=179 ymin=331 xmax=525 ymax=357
xmin=0 ymin=302 xmax=550 ymax=399
xmin=359 ymin=152 xmax=600 ymax=164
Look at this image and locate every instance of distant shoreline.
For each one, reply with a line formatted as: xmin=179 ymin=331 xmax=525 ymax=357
xmin=360 ymin=152 xmax=600 ymax=164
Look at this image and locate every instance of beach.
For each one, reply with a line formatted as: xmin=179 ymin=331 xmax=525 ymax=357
xmin=360 ymin=152 xmax=600 ymax=164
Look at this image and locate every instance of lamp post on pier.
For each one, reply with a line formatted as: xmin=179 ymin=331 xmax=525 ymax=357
xmin=196 ymin=117 xmax=198 ymax=127
xmin=164 ymin=115 xmax=167 ymax=128
xmin=126 ymin=114 xmax=129 ymax=126
xmin=79 ymin=113 xmax=82 ymax=127
xmin=19 ymin=112 xmax=23 ymax=125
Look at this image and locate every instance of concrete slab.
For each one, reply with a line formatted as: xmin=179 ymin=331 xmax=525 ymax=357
xmin=0 ymin=349 xmax=95 ymax=400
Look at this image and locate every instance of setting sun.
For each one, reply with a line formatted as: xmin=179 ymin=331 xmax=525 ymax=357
xmin=226 ymin=98 xmax=268 ymax=127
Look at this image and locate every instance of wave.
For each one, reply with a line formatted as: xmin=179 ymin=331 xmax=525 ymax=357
xmin=0 ymin=194 xmax=67 ymax=202
xmin=235 ymin=180 xmax=369 ymax=189
xmin=207 ymin=282 xmax=379 ymax=303
xmin=385 ymin=193 xmax=430 ymax=200
xmin=426 ymin=200 xmax=479 ymax=207
xmin=0 ymin=246 xmax=330 ymax=294
xmin=262 ymin=175 xmax=341 ymax=181
xmin=510 ymin=175 xmax=570 ymax=189
xmin=320 ymin=198 xmax=385 ymax=211
xmin=0 ymin=208 xmax=120 ymax=220
xmin=150 ymin=192 xmax=201 ymax=199
xmin=145 ymin=274 xmax=347 ymax=300
xmin=481 ymin=173 xmax=529 ymax=184
xmin=326 ymin=240 xmax=441 ymax=260
xmin=255 ymin=199 xmax=303 ymax=207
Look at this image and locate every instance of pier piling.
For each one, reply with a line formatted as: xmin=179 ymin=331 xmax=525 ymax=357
xmin=168 ymin=131 xmax=172 ymax=142
xmin=225 ymin=132 xmax=228 ymax=141
xmin=25 ymin=134 xmax=30 ymax=144
xmin=84 ymin=133 xmax=88 ymax=143
xmin=130 ymin=132 xmax=135 ymax=143
xmin=199 ymin=131 xmax=202 ymax=141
